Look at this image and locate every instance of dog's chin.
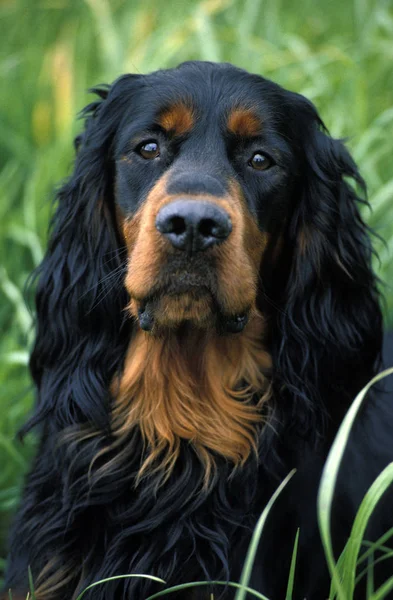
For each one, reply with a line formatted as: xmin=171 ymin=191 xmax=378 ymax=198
xmin=135 ymin=292 xmax=250 ymax=335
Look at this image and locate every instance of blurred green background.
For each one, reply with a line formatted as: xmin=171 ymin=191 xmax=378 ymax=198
xmin=0 ymin=0 xmax=392 ymax=581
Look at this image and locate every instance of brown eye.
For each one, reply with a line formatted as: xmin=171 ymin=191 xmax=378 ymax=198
xmin=249 ymin=152 xmax=273 ymax=171
xmin=139 ymin=141 xmax=160 ymax=159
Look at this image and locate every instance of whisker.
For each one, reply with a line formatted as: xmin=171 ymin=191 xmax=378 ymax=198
xmin=79 ymin=264 xmax=127 ymax=300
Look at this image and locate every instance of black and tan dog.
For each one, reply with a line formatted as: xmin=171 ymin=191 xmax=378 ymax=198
xmin=4 ymin=61 xmax=393 ymax=599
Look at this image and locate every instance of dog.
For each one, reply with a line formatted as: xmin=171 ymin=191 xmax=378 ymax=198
xmin=3 ymin=61 xmax=393 ymax=600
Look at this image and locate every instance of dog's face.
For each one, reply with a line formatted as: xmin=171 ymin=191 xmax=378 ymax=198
xmin=112 ymin=62 xmax=298 ymax=334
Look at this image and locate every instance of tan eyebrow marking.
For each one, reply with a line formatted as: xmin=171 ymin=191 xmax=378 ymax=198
xmin=227 ymin=108 xmax=263 ymax=137
xmin=158 ymin=103 xmax=194 ymax=136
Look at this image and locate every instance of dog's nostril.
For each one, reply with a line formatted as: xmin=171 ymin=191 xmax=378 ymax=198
xmin=169 ymin=216 xmax=186 ymax=235
xmin=199 ymin=219 xmax=217 ymax=238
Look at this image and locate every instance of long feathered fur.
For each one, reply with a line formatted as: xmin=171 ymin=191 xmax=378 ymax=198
xmin=4 ymin=62 xmax=386 ymax=600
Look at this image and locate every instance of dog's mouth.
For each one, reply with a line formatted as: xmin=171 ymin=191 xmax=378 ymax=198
xmin=133 ymin=280 xmax=250 ymax=335
xmin=124 ymin=237 xmax=257 ymax=335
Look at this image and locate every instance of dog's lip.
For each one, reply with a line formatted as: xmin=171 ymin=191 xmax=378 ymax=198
xmin=139 ymin=280 xmax=214 ymax=304
xmin=165 ymin=282 xmax=212 ymax=297
xmin=136 ymin=283 xmax=215 ymax=332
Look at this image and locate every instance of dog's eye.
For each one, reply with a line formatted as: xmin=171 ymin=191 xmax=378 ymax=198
xmin=139 ymin=141 xmax=160 ymax=159
xmin=249 ymin=152 xmax=273 ymax=171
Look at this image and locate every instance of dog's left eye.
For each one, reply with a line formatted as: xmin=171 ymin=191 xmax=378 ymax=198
xmin=249 ymin=152 xmax=273 ymax=171
xmin=139 ymin=141 xmax=160 ymax=159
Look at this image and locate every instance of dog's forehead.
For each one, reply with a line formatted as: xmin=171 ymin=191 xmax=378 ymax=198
xmin=124 ymin=63 xmax=284 ymax=131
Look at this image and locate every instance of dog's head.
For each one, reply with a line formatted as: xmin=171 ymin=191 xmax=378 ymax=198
xmin=77 ymin=62 xmax=319 ymax=336
xmin=28 ymin=61 xmax=382 ymax=448
xmin=112 ymin=63 xmax=291 ymax=335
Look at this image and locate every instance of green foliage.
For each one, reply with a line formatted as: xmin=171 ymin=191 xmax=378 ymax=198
xmin=75 ymin=575 xmax=166 ymax=600
xmin=318 ymin=367 xmax=393 ymax=600
xmin=236 ymin=470 xmax=296 ymax=600
xmin=285 ymin=529 xmax=300 ymax=600
xmin=1 ymin=0 xmax=392 ymax=588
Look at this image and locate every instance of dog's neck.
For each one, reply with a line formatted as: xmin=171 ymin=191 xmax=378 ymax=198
xmin=112 ymin=311 xmax=271 ymax=486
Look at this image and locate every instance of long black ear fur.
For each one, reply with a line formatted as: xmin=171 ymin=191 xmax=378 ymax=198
xmin=22 ymin=75 xmax=140 ymax=436
xmin=270 ymin=96 xmax=383 ymax=443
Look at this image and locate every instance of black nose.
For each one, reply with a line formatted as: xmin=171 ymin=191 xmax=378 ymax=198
xmin=155 ymin=200 xmax=232 ymax=253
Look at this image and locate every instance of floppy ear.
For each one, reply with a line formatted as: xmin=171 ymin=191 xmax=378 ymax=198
xmin=23 ymin=75 xmax=139 ymax=435
xmin=272 ymin=98 xmax=383 ymax=439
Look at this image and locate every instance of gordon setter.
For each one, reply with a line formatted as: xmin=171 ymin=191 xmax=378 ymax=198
xmin=3 ymin=61 xmax=393 ymax=600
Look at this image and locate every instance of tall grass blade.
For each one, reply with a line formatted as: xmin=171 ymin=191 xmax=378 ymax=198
xmin=338 ymin=464 xmax=393 ymax=597
xmin=355 ymin=550 xmax=393 ymax=588
xmin=318 ymin=367 xmax=393 ymax=600
xmin=358 ymin=528 xmax=393 ymax=564
xmin=285 ymin=529 xmax=300 ymax=600
xmin=235 ymin=469 xmax=296 ymax=600
xmin=28 ymin=566 xmax=36 ymax=600
xmin=369 ymin=575 xmax=393 ymax=600
xmin=367 ymin=551 xmax=375 ymax=598
xmin=145 ymin=580 xmax=270 ymax=600
xmin=75 ymin=574 xmax=166 ymax=600
xmin=194 ymin=5 xmax=221 ymax=62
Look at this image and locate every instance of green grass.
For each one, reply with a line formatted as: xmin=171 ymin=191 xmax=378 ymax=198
xmin=1 ymin=0 xmax=392 ymax=590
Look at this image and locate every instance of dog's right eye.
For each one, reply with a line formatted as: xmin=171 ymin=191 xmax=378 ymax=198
xmin=138 ymin=141 xmax=160 ymax=159
xmin=249 ymin=151 xmax=274 ymax=171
